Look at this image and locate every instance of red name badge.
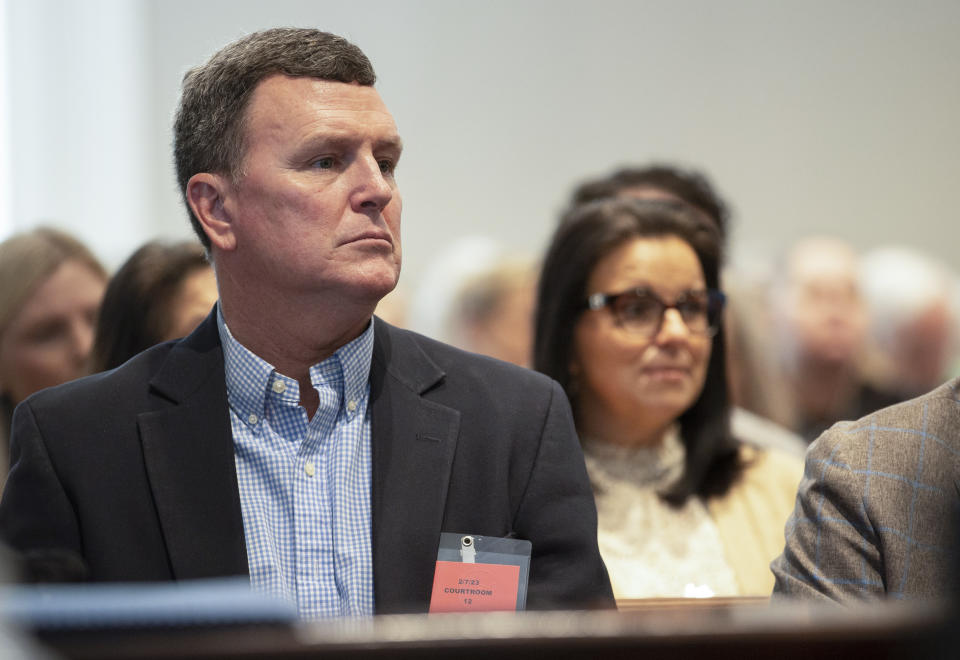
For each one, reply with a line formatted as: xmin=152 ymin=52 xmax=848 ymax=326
xmin=429 ymin=560 xmax=520 ymax=613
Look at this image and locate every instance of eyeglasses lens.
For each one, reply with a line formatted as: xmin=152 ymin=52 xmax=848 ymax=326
xmin=613 ymin=293 xmax=663 ymax=335
xmin=613 ymin=292 xmax=716 ymax=336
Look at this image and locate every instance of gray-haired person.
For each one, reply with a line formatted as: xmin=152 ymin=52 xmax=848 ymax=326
xmin=0 ymin=28 xmax=613 ymax=616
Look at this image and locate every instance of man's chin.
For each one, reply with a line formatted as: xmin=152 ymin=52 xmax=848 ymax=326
xmin=342 ymin=268 xmax=400 ymax=304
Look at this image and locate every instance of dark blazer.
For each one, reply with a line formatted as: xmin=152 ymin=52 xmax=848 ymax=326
xmin=0 ymin=314 xmax=613 ymax=612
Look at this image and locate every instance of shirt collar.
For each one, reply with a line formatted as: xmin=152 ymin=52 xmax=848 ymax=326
xmin=217 ymin=303 xmax=375 ymax=424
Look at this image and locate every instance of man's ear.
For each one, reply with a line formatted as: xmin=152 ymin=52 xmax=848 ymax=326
xmin=186 ymin=173 xmax=237 ymax=251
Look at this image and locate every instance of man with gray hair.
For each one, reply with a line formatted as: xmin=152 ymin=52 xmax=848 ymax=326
xmin=0 ymin=28 xmax=613 ymax=616
xmin=859 ymin=246 xmax=960 ymax=402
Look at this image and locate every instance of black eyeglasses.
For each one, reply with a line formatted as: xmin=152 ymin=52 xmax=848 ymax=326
xmin=584 ymin=287 xmax=726 ymax=338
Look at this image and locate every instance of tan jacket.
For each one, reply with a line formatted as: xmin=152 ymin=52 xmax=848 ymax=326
xmin=708 ymin=444 xmax=804 ymax=595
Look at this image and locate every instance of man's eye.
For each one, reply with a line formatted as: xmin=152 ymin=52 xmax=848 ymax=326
xmin=312 ymin=157 xmax=335 ymax=169
xmin=378 ymin=159 xmax=396 ymax=175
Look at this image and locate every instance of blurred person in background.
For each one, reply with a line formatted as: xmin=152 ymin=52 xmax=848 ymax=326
xmin=722 ymin=264 xmax=803 ymax=454
xmin=0 ymin=228 xmax=107 ymax=484
xmin=448 ymin=256 xmax=536 ymax=367
xmin=405 ymin=236 xmax=501 ymax=341
xmin=569 ymin=164 xmax=806 ymax=457
xmin=90 ymin=240 xmax=218 ymax=372
xmin=407 ymin=236 xmax=537 ymax=367
xmin=535 ymin=198 xmax=802 ymax=598
xmin=859 ymin=246 xmax=960 ymax=403
xmin=569 ymin=164 xmax=729 ymax=236
xmin=768 ymin=236 xmax=895 ymax=441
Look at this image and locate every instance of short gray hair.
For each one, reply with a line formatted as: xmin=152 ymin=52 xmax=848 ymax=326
xmin=173 ymin=28 xmax=376 ymax=249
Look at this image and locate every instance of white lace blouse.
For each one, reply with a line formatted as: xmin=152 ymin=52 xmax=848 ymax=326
xmin=583 ymin=428 xmax=740 ymax=599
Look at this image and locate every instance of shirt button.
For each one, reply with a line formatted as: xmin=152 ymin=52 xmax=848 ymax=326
xmin=272 ymin=380 xmax=286 ymax=394
xmin=346 ymin=400 xmax=357 ymax=413
xmin=304 ymin=461 xmax=316 ymax=477
xmin=247 ymin=414 xmax=258 ymax=425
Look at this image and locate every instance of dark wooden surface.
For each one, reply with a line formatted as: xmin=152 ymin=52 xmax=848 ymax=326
xmin=28 ymin=597 xmax=955 ymax=660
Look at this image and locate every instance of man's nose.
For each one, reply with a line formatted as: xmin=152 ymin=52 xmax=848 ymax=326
xmin=350 ymin=155 xmax=394 ymax=213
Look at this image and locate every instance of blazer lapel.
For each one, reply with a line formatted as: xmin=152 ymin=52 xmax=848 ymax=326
xmin=370 ymin=320 xmax=461 ymax=613
xmin=138 ymin=313 xmax=248 ymax=580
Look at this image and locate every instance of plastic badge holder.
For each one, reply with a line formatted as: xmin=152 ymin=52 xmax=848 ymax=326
xmin=428 ymin=532 xmax=531 ymax=613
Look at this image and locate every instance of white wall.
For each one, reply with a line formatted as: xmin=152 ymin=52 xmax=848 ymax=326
xmin=4 ymin=0 xmax=150 ymax=266
xmin=0 ymin=0 xmax=11 ymax=237
xmin=4 ymin=0 xmax=959 ymax=289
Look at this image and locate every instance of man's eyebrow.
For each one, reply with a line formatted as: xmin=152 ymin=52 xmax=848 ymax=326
xmin=376 ymin=136 xmax=404 ymax=153
xmin=293 ymin=134 xmax=350 ymax=154
xmin=295 ymin=134 xmax=403 ymax=153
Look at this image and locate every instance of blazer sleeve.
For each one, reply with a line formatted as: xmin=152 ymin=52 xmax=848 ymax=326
xmin=0 ymin=400 xmax=86 ymax=578
xmin=512 ymin=380 xmax=615 ymax=609
xmin=770 ymin=425 xmax=884 ymax=602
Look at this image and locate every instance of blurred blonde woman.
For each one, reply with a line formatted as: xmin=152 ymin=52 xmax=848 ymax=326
xmin=0 ymin=228 xmax=107 ymax=484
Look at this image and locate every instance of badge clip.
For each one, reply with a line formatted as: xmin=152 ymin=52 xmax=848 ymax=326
xmin=460 ymin=535 xmax=477 ymax=563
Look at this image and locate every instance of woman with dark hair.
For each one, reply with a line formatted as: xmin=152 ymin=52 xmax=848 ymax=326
xmin=534 ymin=199 xmax=801 ymax=598
xmin=91 ymin=240 xmax=217 ymax=372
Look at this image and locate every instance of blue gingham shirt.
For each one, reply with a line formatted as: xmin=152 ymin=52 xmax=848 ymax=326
xmin=218 ymin=307 xmax=374 ymax=618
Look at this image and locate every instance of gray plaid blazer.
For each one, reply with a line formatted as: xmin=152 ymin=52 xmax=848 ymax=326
xmin=772 ymin=378 xmax=960 ymax=601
